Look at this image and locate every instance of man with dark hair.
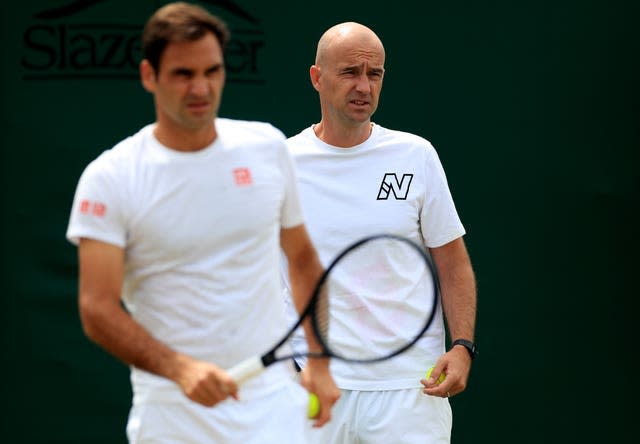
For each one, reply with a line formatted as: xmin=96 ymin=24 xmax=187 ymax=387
xmin=66 ymin=3 xmax=338 ymax=442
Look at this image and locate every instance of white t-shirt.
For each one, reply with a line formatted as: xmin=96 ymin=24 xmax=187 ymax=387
xmin=67 ymin=118 xmax=304 ymax=402
xmin=283 ymin=123 xmax=466 ymax=391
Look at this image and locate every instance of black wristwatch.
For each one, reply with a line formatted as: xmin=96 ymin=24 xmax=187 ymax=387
xmin=452 ymin=339 xmax=477 ymax=360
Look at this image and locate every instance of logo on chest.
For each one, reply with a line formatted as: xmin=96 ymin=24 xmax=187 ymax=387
xmin=233 ymin=167 xmax=253 ymax=186
xmin=376 ymin=173 xmax=413 ymax=200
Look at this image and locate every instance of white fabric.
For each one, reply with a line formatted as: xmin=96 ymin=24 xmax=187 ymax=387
xmin=67 ymin=118 xmax=304 ymax=405
xmin=306 ymin=388 xmax=452 ymax=444
xmin=283 ymin=123 xmax=466 ymax=390
xmin=127 ymin=380 xmax=309 ymax=443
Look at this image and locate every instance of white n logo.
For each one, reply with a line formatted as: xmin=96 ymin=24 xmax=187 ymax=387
xmin=376 ymin=173 xmax=414 ymax=200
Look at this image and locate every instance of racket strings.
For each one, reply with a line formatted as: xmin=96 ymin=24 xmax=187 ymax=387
xmin=314 ymin=285 xmax=330 ymax=342
xmin=313 ymin=235 xmax=437 ymax=363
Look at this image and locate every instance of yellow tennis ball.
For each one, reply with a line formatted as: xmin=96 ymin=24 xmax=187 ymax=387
xmin=308 ymin=393 xmax=320 ymax=418
xmin=426 ymin=366 xmax=446 ymax=384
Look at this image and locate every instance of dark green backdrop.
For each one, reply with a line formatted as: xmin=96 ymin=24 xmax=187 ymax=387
xmin=1 ymin=0 xmax=638 ymax=442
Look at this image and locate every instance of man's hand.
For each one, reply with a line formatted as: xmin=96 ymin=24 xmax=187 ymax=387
xmin=174 ymin=355 xmax=239 ymax=407
xmin=420 ymin=346 xmax=472 ymax=398
xmin=300 ymin=358 xmax=341 ymax=427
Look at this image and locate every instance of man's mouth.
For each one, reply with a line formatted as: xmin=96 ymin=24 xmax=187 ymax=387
xmin=187 ymin=101 xmax=210 ymax=112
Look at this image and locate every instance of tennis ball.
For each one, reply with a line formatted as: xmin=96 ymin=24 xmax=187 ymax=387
xmin=308 ymin=393 xmax=320 ymax=418
xmin=426 ymin=366 xmax=446 ymax=384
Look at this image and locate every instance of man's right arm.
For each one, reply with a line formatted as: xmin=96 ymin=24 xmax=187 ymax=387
xmin=77 ymin=238 xmax=237 ymax=406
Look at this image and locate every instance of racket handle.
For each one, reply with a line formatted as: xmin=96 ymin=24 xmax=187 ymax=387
xmin=227 ymin=356 xmax=265 ymax=384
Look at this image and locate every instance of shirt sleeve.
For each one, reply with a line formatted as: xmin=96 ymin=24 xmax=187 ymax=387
xmin=66 ymin=154 xmax=127 ymax=248
xmin=278 ymin=139 xmax=305 ymax=229
xmin=420 ymin=143 xmax=466 ymax=248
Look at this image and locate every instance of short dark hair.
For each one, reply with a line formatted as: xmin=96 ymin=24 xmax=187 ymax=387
xmin=142 ymin=2 xmax=231 ymax=72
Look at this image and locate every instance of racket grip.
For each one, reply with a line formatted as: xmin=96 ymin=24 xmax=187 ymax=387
xmin=227 ymin=356 xmax=265 ymax=384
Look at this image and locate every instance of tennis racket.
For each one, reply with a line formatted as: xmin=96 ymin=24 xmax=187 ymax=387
xmin=227 ymin=233 xmax=440 ymax=384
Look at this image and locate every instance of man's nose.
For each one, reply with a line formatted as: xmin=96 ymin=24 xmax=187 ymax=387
xmin=190 ymin=76 xmax=211 ymax=96
xmin=355 ymin=73 xmax=371 ymax=93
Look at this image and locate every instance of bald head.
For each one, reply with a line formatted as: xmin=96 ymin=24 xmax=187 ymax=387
xmin=315 ymin=22 xmax=385 ymax=67
xmin=309 ymin=22 xmax=385 ymax=146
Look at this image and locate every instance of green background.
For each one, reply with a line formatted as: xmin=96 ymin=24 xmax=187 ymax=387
xmin=1 ymin=0 xmax=638 ymax=442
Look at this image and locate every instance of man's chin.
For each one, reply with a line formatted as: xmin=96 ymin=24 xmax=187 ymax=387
xmin=184 ymin=112 xmax=217 ymax=128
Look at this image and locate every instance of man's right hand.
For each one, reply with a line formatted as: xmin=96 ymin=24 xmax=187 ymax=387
xmin=174 ymin=355 xmax=239 ymax=407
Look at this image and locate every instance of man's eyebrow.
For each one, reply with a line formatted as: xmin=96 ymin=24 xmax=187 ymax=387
xmin=168 ymin=63 xmax=224 ymax=75
xmin=206 ymin=63 xmax=224 ymax=72
xmin=172 ymin=67 xmax=194 ymax=76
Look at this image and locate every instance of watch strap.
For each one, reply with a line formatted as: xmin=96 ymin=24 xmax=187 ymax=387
xmin=452 ymin=338 xmax=477 ymax=360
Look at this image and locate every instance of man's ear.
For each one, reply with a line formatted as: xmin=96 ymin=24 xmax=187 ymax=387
xmin=140 ymin=60 xmax=156 ymax=93
xmin=309 ymin=65 xmax=321 ymax=92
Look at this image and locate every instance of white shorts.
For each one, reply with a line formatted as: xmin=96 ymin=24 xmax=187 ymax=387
xmin=126 ymin=382 xmax=309 ymax=443
xmin=307 ymin=388 xmax=452 ymax=444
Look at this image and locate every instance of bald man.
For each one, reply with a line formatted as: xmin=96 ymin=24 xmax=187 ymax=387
xmin=282 ymin=22 xmax=477 ymax=443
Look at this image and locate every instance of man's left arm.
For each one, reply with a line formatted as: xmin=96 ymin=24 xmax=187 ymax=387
xmin=280 ymin=224 xmax=340 ymax=426
xmin=422 ymin=237 xmax=477 ymax=397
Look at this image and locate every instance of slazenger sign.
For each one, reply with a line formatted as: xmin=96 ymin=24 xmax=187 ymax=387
xmin=21 ymin=0 xmax=266 ymax=84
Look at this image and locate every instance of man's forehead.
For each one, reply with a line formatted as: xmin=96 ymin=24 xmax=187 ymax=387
xmin=159 ymin=35 xmax=224 ymax=70
xmin=334 ymin=49 xmax=385 ymax=68
xmin=329 ymin=35 xmax=384 ymax=60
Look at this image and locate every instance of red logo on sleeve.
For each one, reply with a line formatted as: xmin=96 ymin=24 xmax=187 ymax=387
xmin=233 ymin=168 xmax=253 ymax=186
xmin=79 ymin=200 xmax=107 ymax=217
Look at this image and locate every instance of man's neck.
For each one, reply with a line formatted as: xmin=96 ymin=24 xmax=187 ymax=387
xmin=313 ymin=120 xmax=373 ymax=148
xmin=153 ymin=122 xmax=217 ymax=152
